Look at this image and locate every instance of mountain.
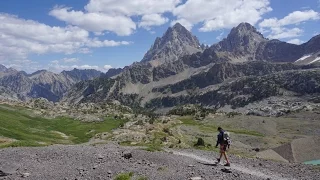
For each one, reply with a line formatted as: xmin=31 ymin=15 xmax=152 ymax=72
xmin=141 ymin=23 xmax=204 ymax=66
xmin=0 ymin=67 xmax=103 ymax=102
xmin=61 ymin=68 xmax=103 ymax=81
xmin=105 ymin=68 xmax=124 ymax=78
xmin=63 ymin=22 xmax=320 ymax=114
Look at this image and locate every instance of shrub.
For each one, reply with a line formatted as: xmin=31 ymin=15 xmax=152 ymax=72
xmin=194 ymin=138 xmax=205 ymax=147
xmin=114 ymin=172 xmax=134 ymax=180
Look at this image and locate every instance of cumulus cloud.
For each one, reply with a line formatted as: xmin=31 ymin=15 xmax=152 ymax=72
xmin=259 ymin=10 xmax=320 ymax=28
xmin=50 ymin=0 xmax=181 ymax=35
xmin=287 ymin=39 xmax=305 ymax=45
xmin=49 ymin=7 xmax=136 ymax=36
xmin=259 ymin=10 xmax=319 ymax=40
xmin=0 ymin=13 xmax=130 ymax=65
xmin=103 ymin=64 xmax=113 ymax=71
xmin=139 ymin=14 xmax=169 ymax=29
xmin=267 ymin=27 xmax=303 ymax=39
xmin=85 ymin=0 xmax=180 ymax=16
xmin=172 ymin=0 xmax=272 ymax=32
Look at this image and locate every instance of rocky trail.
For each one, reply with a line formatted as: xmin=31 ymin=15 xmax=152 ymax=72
xmin=0 ymin=143 xmax=319 ymax=180
xmin=169 ymin=150 xmax=291 ymax=180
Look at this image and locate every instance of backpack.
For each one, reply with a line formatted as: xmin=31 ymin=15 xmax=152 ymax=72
xmin=223 ymin=131 xmax=231 ymax=148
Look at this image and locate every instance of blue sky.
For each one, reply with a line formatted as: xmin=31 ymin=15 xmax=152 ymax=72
xmin=0 ymin=0 xmax=319 ymax=73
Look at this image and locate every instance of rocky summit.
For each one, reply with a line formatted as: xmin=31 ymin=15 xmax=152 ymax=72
xmin=64 ymin=22 xmax=320 ymax=115
xmin=141 ymin=23 xmax=204 ymax=66
xmin=0 ymin=67 xmax=102 ymax=102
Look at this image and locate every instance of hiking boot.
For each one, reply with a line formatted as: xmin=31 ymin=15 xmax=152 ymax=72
xmin=216 ymin=158 xmax=220 ymax=163
xmin=224 ymin=163 xmax=230 ymax=167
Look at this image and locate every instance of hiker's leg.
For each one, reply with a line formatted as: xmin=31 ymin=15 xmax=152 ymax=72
xmin=219 ymin=152 xmax=223 ymax=160
xmin=223 ymin=152 xmax=230 ymax=164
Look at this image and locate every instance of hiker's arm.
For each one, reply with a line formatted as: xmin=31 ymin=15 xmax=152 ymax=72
xmin=215 ymin=134 xmax=220 ymax=147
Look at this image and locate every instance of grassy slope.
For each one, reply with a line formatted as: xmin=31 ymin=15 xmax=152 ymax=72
xmin=0 ymin=105 xmax=124 ymax=148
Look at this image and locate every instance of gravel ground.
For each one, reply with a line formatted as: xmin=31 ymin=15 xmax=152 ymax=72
xmin=0 ymin=143 xmax=319 ymax=180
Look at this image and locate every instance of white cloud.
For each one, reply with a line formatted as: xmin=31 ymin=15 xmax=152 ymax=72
xmin=103 ymin=65 xmax=113 ymax=71
xmin=62 ymin=58 xmax=79 ymax=63
xmin=267 ymin=27 xmax=303 ymax=39
xmin=139 ymin=14 xmax=169 ymax=29
xmin=86 ymin=39 xmax=131 ymax=47
xmin=259 ymin=10 xmax=319 ymax=40
xmin=85 ymin=0 xmax=180 ymax=16
xmin=216 ymin=31 xmax=224 ymax=41
xmin=50 ymin=0 xmax=181 ymax=35
xmin=259 ymin=10 xmax=320 ymax=28
xmin=51 ymin=60 xmax=60 ymax=64
xmin=48 ymin=61 xmax=112 ymax=73
xmin=172 ymin=0 xmax=272 ymax=32
xmin=287 ymin=39 xmax=305 ymax=45
xmin=49 ymin=7 xmax=136 ymax=36
xmin=0 ymin=13 xmax=130 ymax=66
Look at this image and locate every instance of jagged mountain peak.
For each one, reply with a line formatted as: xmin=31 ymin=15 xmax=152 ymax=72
xmin=141 ymin=23 xmax=202 ymax=65
xmin=227 ymin=22 xmax=266 ymax=41
xmin=211 ymin=22 xmax=267 ymax=59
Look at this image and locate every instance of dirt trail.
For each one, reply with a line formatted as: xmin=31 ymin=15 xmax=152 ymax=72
xmin=168 ymin=150 xmax=294 ymax=180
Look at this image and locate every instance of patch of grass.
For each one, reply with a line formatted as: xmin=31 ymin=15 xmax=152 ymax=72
xmin=0 ymin=105 xmax=125 ymax=148
xmin=0 ymin=140 xmax=47 ymax=148
xmin=114 ymin=172 xmax=134 ymax=180
xmin=144 ymin=144 xmax=162 ymax=152
xmin=142 ymin=132 xmax=164 ymax=152
xmin=177 ymin=116 xmax=201 ymax=126
xmin=199 ymin=125 xmax=263 ymax=137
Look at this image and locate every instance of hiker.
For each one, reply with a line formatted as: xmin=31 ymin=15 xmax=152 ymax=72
xmin=215 ymin=127 xmax=230 ymax=166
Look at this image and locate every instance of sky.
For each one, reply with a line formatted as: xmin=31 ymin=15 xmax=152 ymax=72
xmin=0 ymin=0 xmax=319 ymax=73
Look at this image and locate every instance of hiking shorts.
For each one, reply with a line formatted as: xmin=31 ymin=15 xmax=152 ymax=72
xmin=220 ymin=144 xmax=227 ymax=153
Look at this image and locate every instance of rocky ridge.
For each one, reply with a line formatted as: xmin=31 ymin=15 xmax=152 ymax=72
xmin=0 ymin=67 xmax=103 ymax=102
xmin=64 ymin=23 xmax=320 ymax=115
xmin=141 ymin=23 xmax=204 ymax=66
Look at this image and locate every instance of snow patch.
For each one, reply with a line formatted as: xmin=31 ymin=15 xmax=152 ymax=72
xmin=308 ymin=57 xmax=320 ymax=64
xmin=295 ymin=54 xmax=312 ymax=62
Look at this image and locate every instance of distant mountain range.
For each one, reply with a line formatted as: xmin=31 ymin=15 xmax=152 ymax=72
xmin=3 ymin=22 xmax=320 ymax=113
xmin=63 ymin=22 xmax=320 ymax=113
xmin=0 ymin=65 xmax=103 ymax=102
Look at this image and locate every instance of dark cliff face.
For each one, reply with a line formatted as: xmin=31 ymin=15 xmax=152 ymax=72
xmin=61 ymin=68 xmax=103 ymax=81
xmin=212 ymin=23 xmax=267 ymax=56
xmin=141 ymin=23 xmax=202 ymax=64
xmin=105 ymin=68 xmax=123 ymax=78
xmin=146 ymin=68 xmax=320 ymax=109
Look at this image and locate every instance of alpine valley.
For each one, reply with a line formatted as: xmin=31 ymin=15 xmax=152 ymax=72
xmin=1 ymin=22 xmax=320 ymax=180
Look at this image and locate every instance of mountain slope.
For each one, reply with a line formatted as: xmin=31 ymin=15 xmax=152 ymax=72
xmin=141 ymin=23 xmax=203 ymax=66
xmin=64 ymin=22 xmax=320 ymax=112
xmin=0 ymin=67 xmax=103 ymax=102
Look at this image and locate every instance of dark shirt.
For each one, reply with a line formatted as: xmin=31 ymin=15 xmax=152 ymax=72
xmin=216 ymin=130 xmax=224 ymax=147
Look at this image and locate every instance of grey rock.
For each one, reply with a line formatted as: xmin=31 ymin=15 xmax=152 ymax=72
xmin=190 ymin=177 xmax=202 ymax=180
xmin=141 ymin=23 xmax=202 ymax=64
xmin=21 ymin=172 xmax=30 ymax=178
xmin=123 ymin=152 xmax=133 ymax=159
